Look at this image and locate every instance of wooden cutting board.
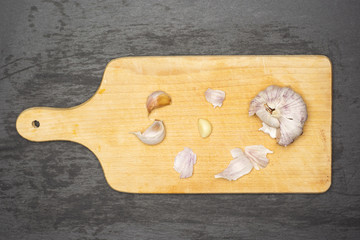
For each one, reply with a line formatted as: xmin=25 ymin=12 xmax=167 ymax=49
xmin=16 ymin=56 xmax=332 ymax=193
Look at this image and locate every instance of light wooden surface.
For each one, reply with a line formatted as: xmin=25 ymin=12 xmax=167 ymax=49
xmin=16 ymin=56 xmax=332 ymax=193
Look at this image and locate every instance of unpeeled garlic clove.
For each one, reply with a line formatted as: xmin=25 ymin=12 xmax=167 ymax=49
xmin=198 ymin=118 xmax=212 ymax=138
xmin=215 ymin=145 xmax=272 ymax=181
xmin=255 ymin=108 xmax=280 ymax=128
xmin=205 ymin=88 xmax=226 ymax=108
xmin=249 ymin=85 xmax=307 ymax=146
xmin=131 ymin=120 xmax=166 ymax=145
xmin=174 ymin=147 xmax=197 ymax=178
xmin=146 ymin=91 xmax=172 ymax=115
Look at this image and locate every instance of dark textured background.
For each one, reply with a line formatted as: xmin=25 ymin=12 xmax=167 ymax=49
xmin=1 ymin=0 xmax=360 ymax=239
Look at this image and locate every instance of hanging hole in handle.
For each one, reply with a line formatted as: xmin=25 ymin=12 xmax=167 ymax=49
xmin=32 ymin=120 xmax=40 ymax=128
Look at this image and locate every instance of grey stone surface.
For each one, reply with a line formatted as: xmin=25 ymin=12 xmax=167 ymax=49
xmin=1 ymin=0 xmax=360 ymax=239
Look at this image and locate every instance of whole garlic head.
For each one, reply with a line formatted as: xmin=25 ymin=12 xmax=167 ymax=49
xmin=249 ymin=85 xmax=308 ymax=146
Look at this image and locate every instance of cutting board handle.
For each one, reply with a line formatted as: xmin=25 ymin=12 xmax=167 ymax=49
xmin=16 ymin=107 xmax=78 ymax=142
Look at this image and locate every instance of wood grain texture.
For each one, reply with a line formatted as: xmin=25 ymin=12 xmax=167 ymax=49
xmin=16 ymin=56 xmax=331 ymax=193
xmin=3 ymin=1 xmax=360 ymax=239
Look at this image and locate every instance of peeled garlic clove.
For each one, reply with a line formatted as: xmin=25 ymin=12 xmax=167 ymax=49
xmin=205 ymin=88 xmax=226 ymax=108
xmin=249 ymin=85 xmax=307 ymax=146
xmin=131 ymin=120 xmax=165 ymax=145
xmin=259 ymin=122 xmax=278 ymax=139
xmin=146 ymin=91 xmax=172 ymax=115
xmin=198 ymin=118 xmax=212 ymax=138
xmin=244 ymin=145 xmax=273 ymax=170
xmin=215 ymin=148 xmax=253 ymax=181
xmin=174 ymin=147 xmax=197 ymax=178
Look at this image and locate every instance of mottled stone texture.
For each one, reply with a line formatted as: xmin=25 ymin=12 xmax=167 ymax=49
xmin=0 ymin=0 xmax=359 ymax=239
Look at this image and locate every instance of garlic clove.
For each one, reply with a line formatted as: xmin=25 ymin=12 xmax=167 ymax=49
xmin=255 ymin=108 xmax=280 ymax=128
xmin=244 ymin=145 xmax=273 ymax=170
xmin=174 ymin=147 xmax=197 ymax=178
xmin=198 ymin=118 xmax=212 ymax=138
xmin=215 ymin=148 xmax=253 ymax=181
xmin=259 ymin=122 xmax=278 ymax=139
xmin=249 ymin=85 xmax=307 ymax=146
xmin=205 ymin=88 xmax=226 ymax=108
xmin=131 ymin=120 xmax=166 ymax=145
xmin=277 ymin=117 xmax=304 ymax=146
xmin=146 ymin=91 xmax=172 ymax=115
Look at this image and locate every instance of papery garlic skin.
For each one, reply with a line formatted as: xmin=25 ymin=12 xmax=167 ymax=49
xmin=215 ymin=148 xmax=253 ymax=181
xmin=205 ymin=88 xmax=226 ymax=108
xmin=215 ymin=146 xmax=272 ymax=181
xmin=249 ymin=85 xmax=307 ymax=146
xmin=131 ymin=120 xmax=165 ymax=145
xmin=174 ymin=147 xmax=197 ymax=178
xmin=146 ymin=91 xmax=172 ymax=115
xmin=244 ymin=145 xmax=273 ymax=170
xmin=259 ymin=122 xmax=278 ymax=139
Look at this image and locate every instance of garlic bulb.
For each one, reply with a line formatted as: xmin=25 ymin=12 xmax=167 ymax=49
xmin=146 ymin=91 xmax=172 ymax=115
xmin=131 ymin=120 xmax=166 ymax=145
xmin=249 ymin=85 xmax=307 ymax=146
xmin=174 ymin=147 xmax=197 ymax=178
xmin=205 ymin=88 xmax=226 ymax=108
xmin=215 ymin=145 xmax=272 ymax=181
xmin=198 ymin=118 xmax=212 ymax=138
